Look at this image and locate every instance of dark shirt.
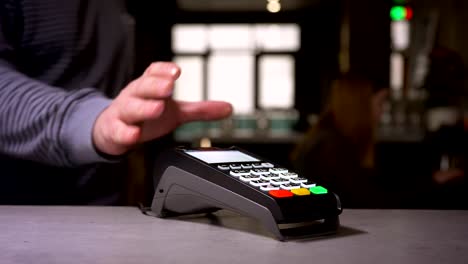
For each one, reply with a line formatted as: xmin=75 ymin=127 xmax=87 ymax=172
xmin=0 ymin=0 xmax=134 ymax=204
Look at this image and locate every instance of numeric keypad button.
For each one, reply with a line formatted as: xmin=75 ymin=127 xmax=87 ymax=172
xmin=240 ymin=174 xmax=261 ymax=182
xmin=229 ymin=164 xmax=241 ymax=170
xmin=270 ymin=178 xmax=290 ymax=186
xmin=250 ymin=179 xmax=270 ymax=187
xmin=280 ymin=172 xmax=298 ymax=179
xmin=280 ymin=183 xmax=301 ymax=190
xmin=251 ymin=168 xmax=270 ymax=175
xmin=260 ymin=184 xmax=280 ymax=191
xmin=290 ymin=177 xmax=308 ymax=184
xmin=261 ymin=162 xmax=274 ymax=168
xmin=269 ymin=168 xmax=288 ymax=174
xmin=218 ymin=165 xmax=230 ymax=170
xmin=229 ymin=169 xmax=251 ymax=177
xmin=241 ymin=164 xmax=253 ymax=169
xmin=260 ymin=173 xmax=280 ymax=181
xmin=301 ymin=180 xmax=316 ymax=188
xmin=252 ymin=163 xmax=263 ymax=168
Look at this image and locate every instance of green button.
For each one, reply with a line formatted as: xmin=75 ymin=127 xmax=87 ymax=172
xmin=309 ymin=186 xmax=328 ymax=194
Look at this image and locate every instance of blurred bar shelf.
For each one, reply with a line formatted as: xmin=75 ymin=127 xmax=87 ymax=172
xmin=175 ymin=130 xmax=303 ymax=145
xmin=376 ymin=126 xmax=425 ymax=143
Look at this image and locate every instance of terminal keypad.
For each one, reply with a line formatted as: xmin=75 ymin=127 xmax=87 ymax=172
xmin=217 ymin=162 xmax=327 ymax=198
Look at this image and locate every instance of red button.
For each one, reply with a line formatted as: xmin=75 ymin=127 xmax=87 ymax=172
xmin=269 ymin=190 xmax=293 ymax=198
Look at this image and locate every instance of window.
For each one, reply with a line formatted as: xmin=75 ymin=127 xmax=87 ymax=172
xmin=172 ymin=23 xmax=300 ymax=114
xmin=259 ymin=55 xmax=295 ymax=109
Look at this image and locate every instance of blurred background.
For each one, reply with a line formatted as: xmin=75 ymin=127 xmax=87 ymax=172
xmin=127 ymin=0 xmax=468 ymax=209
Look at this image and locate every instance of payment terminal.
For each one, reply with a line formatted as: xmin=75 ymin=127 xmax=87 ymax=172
xmin=150 ymin=146 xmax=342 ymax=241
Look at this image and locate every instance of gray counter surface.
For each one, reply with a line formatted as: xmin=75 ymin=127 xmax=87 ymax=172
xmin=1 ymin=206 xmax=467 ymax=264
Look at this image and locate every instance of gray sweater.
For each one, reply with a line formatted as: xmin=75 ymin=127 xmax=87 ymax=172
xmin=0 ymin=0 xmax=134 ymax=204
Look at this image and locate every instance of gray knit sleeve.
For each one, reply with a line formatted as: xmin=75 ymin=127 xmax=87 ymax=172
xmin=0 ymin=61 xmax=113 ymax=167
xmin=0 ymin=1 xmax=120 ymax=167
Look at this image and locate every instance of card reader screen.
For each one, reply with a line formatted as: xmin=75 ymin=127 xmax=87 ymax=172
xmin=185 ymin=150 xmax=259 ymax=164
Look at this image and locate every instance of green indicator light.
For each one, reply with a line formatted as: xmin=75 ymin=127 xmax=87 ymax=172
xmin=310 ymin=186 xmax=328 ymax=194
xmin=390 ymin=6 xmax=406 ymax=21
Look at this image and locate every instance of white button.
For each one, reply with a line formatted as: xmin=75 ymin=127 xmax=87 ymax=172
xmin=279 ymin=177 xmax=291 ymax=182
xmin=251 ymin=169 xmax=270 ymax=175
xmin=280 ymin=172 xmax=298 ymax=179
xmin=260 ymin=173 xmax=280 ymax=181
xmin=218 ymin=165 xmax=230 ymax=170
xmin=261 ymin=162 xmax=274 ymax=168
xmin=240 ymin=175 xmax=261 ymax=182
xmin=269 ymin=168 xmax=288 ymax=174
xmin=249 ymin=179 xmax=270 ymax=187
xmin=301 ymin=181 xmax=316 ymax=188
xmin=270 ymin=178 xmax=290 ymax=186
xmin=229 ymin=169 xmax=250 ymax=177
xmin=280 ymin=183 xmax=301 ymax=190
xmin=230 ymin=164 xmax=241 ymax=170
xmin=241 ymin=164 xmax=252 ymax=169
xmin=290 ymin=177 xmax=308 ymax=184
xmin=260 ymin=184 xmax=280 ymax=191
xmin=252 ymin=163 xmax=263 ymax=168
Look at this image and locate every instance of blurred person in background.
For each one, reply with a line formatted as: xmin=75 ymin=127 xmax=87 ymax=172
xmin=0 ymin=0 xmax=232 ymax=205
xmin=290 ymin=74 xmax=388 ymax=208
xmin=424 ymin=46 xmax=467 ymax=208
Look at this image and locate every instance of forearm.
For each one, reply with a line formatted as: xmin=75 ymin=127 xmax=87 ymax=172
xmin=0 ymin=63 xmax=112 ymax=167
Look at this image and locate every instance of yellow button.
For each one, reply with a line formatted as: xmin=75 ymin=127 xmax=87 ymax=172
xmin=291 ymin=188 xmax=310 ymax=196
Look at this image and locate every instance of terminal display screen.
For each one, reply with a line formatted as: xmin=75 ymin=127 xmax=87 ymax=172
xmin=185 ymin=150 xmax=259 ymax=164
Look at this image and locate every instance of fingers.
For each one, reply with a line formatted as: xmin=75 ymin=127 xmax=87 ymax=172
xmin=177 ymin=101 xmax=233 ymax=124
xmin=433 ymin=169 xmax=464 ymax=184
xmin=131 ymin=76 xmax=174 ymax=99
xmin=144 ymin=62 xmax=181 ymax=79
xmin=126 ymin=62 xmax=181 ymax=100
xmin=112 ymin=120 xmax=141 ymax=146
xmin=117 ymin=62 xmax=181 ymax=123
xmin=94 ymin=62 xmax=182 ymax=156
xmin=119 ymin=98 xmax=165 ymax=124
xmin=92 ymin=112 xmax=142 ymax=156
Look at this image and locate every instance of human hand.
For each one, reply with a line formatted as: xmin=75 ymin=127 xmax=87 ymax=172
xmin=371 ymin=88 xmax=389 ymax=124
xmin=92 ymin=62 xmax=232 ymax=156
xmin=433 ymin=169 xmax=464 ymax=185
